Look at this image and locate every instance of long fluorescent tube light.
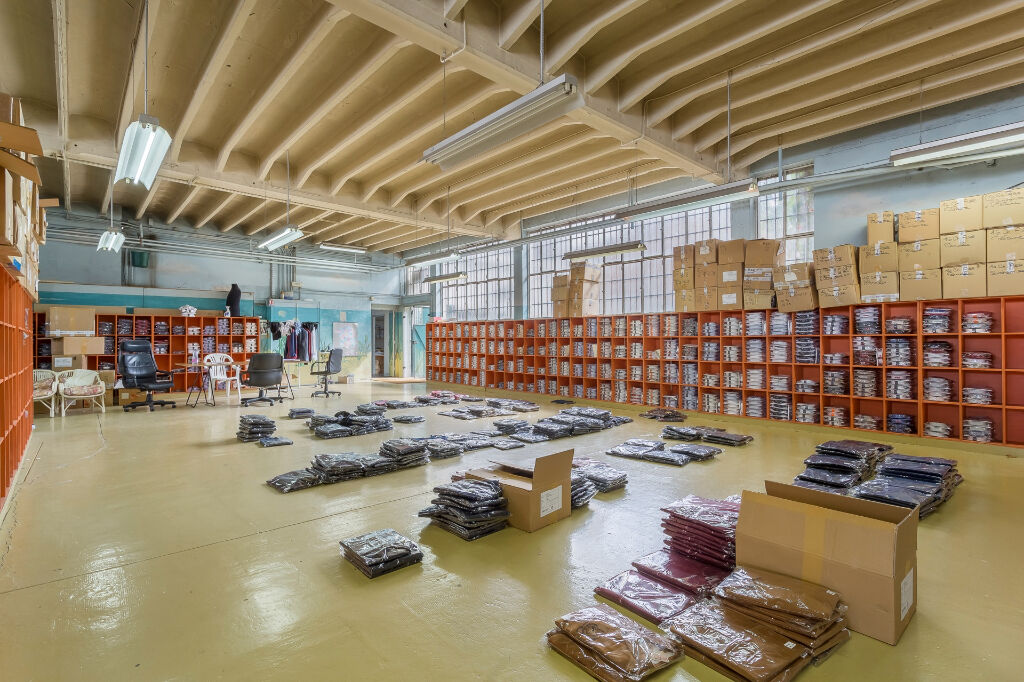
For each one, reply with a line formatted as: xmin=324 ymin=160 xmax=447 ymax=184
xmin=423 ymin=271 xmax=468 ymax=284
xmin=114 ymin=114 xmax=171 ymax=189
xmin=406 ymin=252 xmax=460 ymax=267
xmin=97 ymin=230 xmax=126 ymax=253
xmin=563 ymin=240 xmax=646 ymax=263
xmin=616 ymin=179 xmax=759 ymax=222
xmin=890 ymin=120 xmax=1024 ymax=166
xmin=319 ymin=244 xmax=367 ymax=254
xmin=258 ymin=225 xmax=304 ymax=250
xmin=423 ymin=74 xmax=584 ymax=170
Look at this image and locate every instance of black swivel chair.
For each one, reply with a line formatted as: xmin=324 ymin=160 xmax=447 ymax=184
xmin=241 ymin=353 xmax=287 ymax=406
xmin=118 ymin=339 xmax=177 ymax=411
xmin=310 ymin=349 xmax=344 ymax=397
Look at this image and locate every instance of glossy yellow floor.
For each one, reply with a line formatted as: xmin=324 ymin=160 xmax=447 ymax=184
xmin=1 ymin=383 xmax=1023 ymax=680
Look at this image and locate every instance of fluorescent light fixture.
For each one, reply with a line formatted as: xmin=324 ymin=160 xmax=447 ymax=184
xmin=406 ymin=252 xmax=460 ymax=267
xmin=423 ymin=74 xmax=584 ymax=170
xmin=97 ymin=229 xmax=126 ymax=253
xmin=319 ymin=244 xmax=366 ymax=254
xmin=114 ymin=114 xmax=171 ymax=189
xmin=423 ymin=271 xmax=468 ymax=284
xmin=616 ymin=179 xmax=759 ymax=222
xmin=563 ymin=240 xmax=646 ymax=263
xmin=890 ymin=120 xmax=1024 ymax=166
xmin=258 ymin=225 xmax=303 ymax=250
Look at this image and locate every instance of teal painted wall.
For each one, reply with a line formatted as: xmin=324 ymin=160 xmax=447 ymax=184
xmin=38 ymin=288 xmax=255 ymax=315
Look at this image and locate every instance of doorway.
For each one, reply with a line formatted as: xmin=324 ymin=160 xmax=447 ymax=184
xmin=372 ymin=312 xmax=387 ymax=377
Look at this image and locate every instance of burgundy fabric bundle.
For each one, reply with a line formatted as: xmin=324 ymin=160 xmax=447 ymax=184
xmin=630 ymin=549 xmax=731 ymax=596
xmin=594 ymin=569 xmax=696 ymax=624
xmin=659 ymin=495 xmax=739 ymax=570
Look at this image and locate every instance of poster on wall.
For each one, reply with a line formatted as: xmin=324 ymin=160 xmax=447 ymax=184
xmin=333 ymin=322 xmax=359 ymax=356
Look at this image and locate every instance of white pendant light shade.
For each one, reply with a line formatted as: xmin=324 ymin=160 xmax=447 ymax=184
xmin=258 ymin=225 xmax=303 ymax=250
xmin=114 ymin=115 xmax=171 ymax=189
xmin=97 ymin=230 xmax=127 ymax=253
xmin=423 ymin=271 xmax=467 ymax=284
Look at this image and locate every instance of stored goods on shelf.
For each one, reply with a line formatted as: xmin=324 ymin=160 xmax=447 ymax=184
xmin=897 ymin=208 xmax=939 ymax=242
xmin=897 ymin=239 xmax=940 ymax=271
xmin=939 ymin=195 xmax=983 ymax=233
xmin=867 ymin=211 xmax=895 ymax=243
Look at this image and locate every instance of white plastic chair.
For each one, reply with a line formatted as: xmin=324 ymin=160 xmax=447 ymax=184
xmin=203 ymin=352 xmax=241 ymax=402
xmin=56 ymin=369 xmax=105 ymax=416
xmin=33 ymin=369 xmax=58 ymax=417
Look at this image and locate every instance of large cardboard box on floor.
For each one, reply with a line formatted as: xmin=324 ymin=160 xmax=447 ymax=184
xmin=718 ymin=285 xmax=743 ymax=310
xmin=47 ymin=306 xmax=96 ymax=336
xmin=694 ymin=239 xmax=719 ymax=265
xmin=985 ymin=226 xmax=1024 ymax=263
xmin=742 ymin=288 xmax=775 ymax=310
xmin=718 ymin=238 xmax=746 ymax=264
xmin=987 ymin=260 xmax=1024 ymax=296
xmin=673 ymin=244 xmax=694 ymax=271
xmin=815 ymin=263 xmax=858 ymax=287
xmin=860 ymin=271 xmax=899 ymax=303
xmin=897 ymin=239 xmax=940 ymax=271
xmin=696 ymin=286 xmax=718 ymax=311
xmin=744 ymin=239 xmax=784 ymax=267
xmin=772 ymin=262 xmax=814 ymax=289
xmin=717 ymin=263 xmax=743 ymax=287
xmin=466 ymin=449 xmax=572 ymax=532
xmin=867 ymin=211 xmax=895 ymax=243
xmin=49 ymin=336 xmax=106 ymax=355
xmin=940 ymin=230 xmax=986 ymax=266
xmin=942 ymin=262 xmax=987 ymax=298
xmin=694 ymin=263 xmax=717 ymax=289
xmin=899 ymin=269 xmax=941 ymax=301
xmin=776 ymin=285 xmax=818 ymax=313
xmin=983 ymin=188 xmax=1024 ymax=228
xmin=817 ymin=283 xmax=860 ymax=308
xmin=940 ymin=196 xmax=983 ymax=233
xmin=675 ymin=289 xmax=696 ymax=312
xmin=50 ymin=354 xmax=88 ymax=370
xmin=737 ymin=482 xmax=918 ymax=645
xmin=812 ymin=244 xmax=857 ymax=269
xmin=859 ymin=242 xmax=898 ymax=273
xmin=897 ymin=208 xmax=939 ymax=242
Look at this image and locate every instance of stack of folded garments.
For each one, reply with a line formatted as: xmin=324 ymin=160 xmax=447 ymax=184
xmin=853 ymin=453 xmax=962 ymax=517
xmin=701 ymin=431 xmax=754 ymax=447
xmin=815 ymin=439 xmax=891 ymax=465
xmin=639 ymin=408 xmax=687 ymax=422
xmin=339 ymin=529 xmax=423 ymax=578
xmin=237 ymin=414 xmax=277 ymax=442
xmin=510 ymin=428 xmax=549 ymax=443
xmin=470 ymin=428 xmax=503 ymax=438
xmin=794 ymin=453 xmax=873 ymax=493
xmin=266 ymin=467 xmax=326 ymax=493
xmin=430 ymin=389 xmax=461 ymax=403
xmin=356 ymin=454 xmax=398 ymax=476
xmin=335 ymin=412 xmax=394 ymax=434
xmin=663 ymin=565 xmax=850 ymax=678
xmin=661 ymin=425 xmax=726 ymax=441
xmin=378 ymin=439 xmax=429 ymax=469
xmin=258 ymin=436 xmax=293 ymax=447
xmin=306 ymin=413 xmax=338 ymax=428
xmin=660 ymin=496 xmax=739 ymax=570
xmin=355 ymin=403 xmax=387 ymax=416
xmin=287 ymin=407 xmax=315 ymax=419
xmin=491 ymin=438 xmax=524 ymax=450
xmin=493 ymin=418 xmax=530 ymax=434
xmin=392 ymin=414 xmax=425 ymax=424
xmin=548 ymin=413 xmax=606 ymax=435
xmin=418 ymin=479 xmax=509 ymax=540
xmin=311 ymin=453 xmax=366 ymax=483
xmin=533 ymin=419 xmax=573 ymax=439
xmin=413 ymin=395 xmax=443 ymax=406
xmin=546 ymin=604 xmax=682 ymax=681
xmin=642 ymin=448 xmax=693 ymax=466
xmin=572 ymin=457 xmax=628 ymax=492
xmin=458 ymin=395 xmax=484 ymax=402
xmin=606 ymin=415 xmax=634 ymax=427
xmin=559 ymin=406 xmax=613 ymax=424
xmin=486 ymin=398 xmax=540 ymax=412
xmin=595 ymin=569 xmax=697 ymax=624
xmin=570 ymin=471 xmax=598 ymax=508
xmin=314 ymin=423 xmax=353 ymax=439
xmin=384 ymin=400 xmax=418 ymax=409
xmin=424 ymin=439 xmax=465 ymax=459
xmin=607 ymin=439 xmax=664 ymax=460
xmin=667 ymin=443 xmax=722 ymax=462
xmin=460 ymin=436 xmax=496 ymax=450
xmin=632 ymin=549 xmax=731 ymax=596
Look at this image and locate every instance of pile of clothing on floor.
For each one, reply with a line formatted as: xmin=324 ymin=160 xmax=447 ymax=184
xmin=661 ymin=424 xmax=753 ymax=446
xmin=237 ymin=414 xmax=290 ymax=446
xmin=437 ymin=405 xmax=517 ymax=420
xmin=339 ymin=529 xmax=422 ymax=578
xmin=639 ymin=408 xmax=688 ymax=422
xmin=546 ymin=604 xmax=682 ymax=681
xmin=606 ymin=438 xmax=722 ymax=466
xmin=286 ymin=407 xmax=315 ymax=419
xmin=355 ymin=403 xmax=387 ymax=416
xmin=311 ymin=411 xmax=394 ymax=439
xmin=486 ymin=397 xmax=540 ymax=412
xmin=570 ymin=471 xmax=598 ymax=508
xmin=418 ymin=478 xmax=509 ymax=540
xmin=793 ymin=440 xmax=892 ymax=493
xmin=660 ymin=495 xmax=739 ymax=571
xmin=391 ymin=414 xmax=425 ymax=423
xmin=572 ymin=457 xmax=628 ymax=492
xmin=378 ymin=439 xmax=429 ymax=469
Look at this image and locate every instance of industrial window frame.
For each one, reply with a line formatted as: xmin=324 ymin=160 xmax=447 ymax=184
xmin=756 ymin=163 xmax=814 ymax=264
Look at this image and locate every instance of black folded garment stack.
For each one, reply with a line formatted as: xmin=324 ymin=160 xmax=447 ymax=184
xmin=340 ymin=529 xmax=423 ymax=578
xmin=237 ymin=414 xmax=276 ymax=442
xmin=378 ymin=439 xmax=429 ymax=469
xmin=572 ymin=457 xmax=628 ymax=492
xmin=793 ymin=440 xmax=893 ymax=494
xmin=287 ymin=407 xmax=315 ymax=419
xmin=571 ymin=471 xmax=598 ymax=508
xmin=418 ymin=479 xmax=509 ymax=540
xmin=852 ymin=453 xmax=963 ymax=517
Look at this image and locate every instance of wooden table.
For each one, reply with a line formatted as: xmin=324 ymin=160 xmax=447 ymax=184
xmin=175 ymin=361 xmax=244 ymax=407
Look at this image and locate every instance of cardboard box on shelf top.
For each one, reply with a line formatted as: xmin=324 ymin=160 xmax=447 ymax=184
xmin=897 ymin=208 xmax=939 ymax=242
xmin=717 ymin=263 xmax=743 ymax=287
xmin=939 ymin=230 xmax=986 ymax=267
xmin=694 ymin=263 xmax=717 ymax=289
xmin=897 ymin=239 xmax=940 ymax=271
xmin=817 ymin=283 xmax=861 ymax=308
xmin=942 ymin=262 xmax=987 ymax=298
xmin=742 ymin=288 xmax=775 ymax=310
xmin=675 ymin=289 xmax=696 ymax=312
xmin=772 ymin=262 xmax=814 ymax=289
xmin=466 ymin=449 xmax=572 ymax=532
xmin=737 ymin=482 xmax=918 ymax=645
xmin=694 ymin=239 xmax=719 ymax=265
xmin=673 ymin=265 xmax=694 ymax=291
xmin=742 ymin=266 xmax=773 ymax=289
xmin=983 ymin=188 xmax=1024 ymax=228
xmin=717 ymin=238 xmax=746 ymax=264
xmin=49 ymin=336 xmax=106 ymax=355
xmin=569 ymin=263 xmax=601 ymax=282
xmin=867 ymin=211 xmax=895 ymax=243
xmin=860 ymin=271 xmax=899 ymax=303
xmin=815 ymin=263 xmax=858 ymax=287
xmin=673 ymin=244 xmax=694 ymax=271
xmin=987 ymin=260 xmax=1024 ymax=296
xmin=985 ymin=226 xmax=1024 ymax=262
xmin=775 ymin=286 xmax=818 ymax=313
xmin=718 ymin=285 xmax=743 ymax=310
xmin=939 ymin=195 xmax=983 ymax=233
xmin=47 ymin=306 xmax=96 ymax=336
xmin=899 ymin=269 xmax=941 ymax=301
xmin=812 ymin=244 xmax=857 ymax=269
xmin=859 ymin=242 xmax=898 ymax=273
xmin=744 ymin=239 xmax=784 ymax=267
xmin=696 ymin=286 xmax=718 ymax=311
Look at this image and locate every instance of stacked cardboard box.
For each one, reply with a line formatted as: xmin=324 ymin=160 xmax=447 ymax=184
xmin=984 ymin=189 xmax=1024 ymax=297
xmin=0 ymin=92 xmax=46 ymax=301
xmin=553 ymin=263 xmax=601 ymax=316
xmin=773 ymin=261 xmax=817 ymax=312
xmin=937 ymin=194 xmax=986 ymax=299
xmin=742 ymin=239 xmax=783 ymax=310
xmin=866 ymin=211 xmax=895 ymax=244
xmin=716 ymin=238 xmax=745 ymax=311
xmin=673 ymin=244 xmax=696 ymax=312
xmin=859 ymin=240 xmax=899 ymax=304
xmin=693 ymin=238 xmax=719 ymax=311
xmin=814 ymin=245 xmax=860 ymax=308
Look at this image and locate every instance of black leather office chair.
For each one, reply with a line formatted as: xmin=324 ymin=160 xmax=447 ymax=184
xmin=118 ymin=339 xmax=176 ymax=412
xmin=241 ymin=353 xmax=287 ymax=406
xmin=310 ymin=349 xmax=344 ymax=397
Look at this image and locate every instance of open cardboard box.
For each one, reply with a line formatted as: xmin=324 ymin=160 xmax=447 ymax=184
xmin=465 ymin=449 xmax=572 ymax=532
xmin=737 ymin=481 xmax=918 ymax=646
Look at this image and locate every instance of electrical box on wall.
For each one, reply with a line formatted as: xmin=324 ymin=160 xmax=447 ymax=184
xmin=291 ymin=281 xmax=302 ymax=289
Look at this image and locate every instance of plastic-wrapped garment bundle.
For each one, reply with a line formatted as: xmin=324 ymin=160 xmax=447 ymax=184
xmin=606 ymin=415 xmax=634 ymax=427
xmin=335 ymin=412 xmax=394 ymax=434
xmin=631 ymin=549 xmax=731 ymax=596
xmin=660 ymin=496 xmax=740 ymax=570
xmin=607 ymin=439 xmax=664 ymax=459
xmin=418 ymin=505 xmax=509 ymax=540
xmin=458 ymin=394 xmax=484 ymax=402
xmin=266 ymin=467 xmax=326 ymax=493
xmin=642 ymin=450 xmax=691 ymax=466
xmin=355 ymin=402 xmax=387 ymax=416
xmin=638 ymin=409 xmax=687 ymax=422
xmin=510 ymin=430 xmax=550 ymax=444
xmin=701 ymin=431 xmax=754 ymax=447
xmin=470 ymin=428 xmax=504 ymax=438
xmin=545 ymin=629 xmax=635 ymax=682
xmin=413 ymin=395 xmax=443 ymax=406
xmin=493 ymin=418 xmax=530 ymax=434
xmin=339 ymin=529 xmax=423 ymax=578
xmin=662 ymin=425 xmax=726 ymax=441
xmin=571 ymin=471 xmax=599 ymax=508
xmin=559 ymin=406 xmax=613 ymax=423
xmin=435 ymin=478 xmax=504 ymax=502
xmin=392 ymin=414 xmax=425 ymax=424
xmin=814 ymin=439 xmax=892 ymax=462
xmin=712 ymin=565 xmax=843 ymax=624
xmin=491 ymin=438 xmax=525 ymax=450
xmin=378 ymin=439 xmax=429 ymax=469
xmin=795 ymin=467 xmax=863 ymax=489
xmin=459 ymin=437 xmax=496 ymax=450
xmin=306 ymin=414 xmax=339 ymax=428
xmin=594 ymin=569 xmax=697 ymax=624
xmin=311 ymin=453 xmax=366 ymax=482
xmin=287 ymin=407 xmax=315 ymax=419
xmin=258 ymin=437 xmax=293 ymax=447
xmin=314 ymin=423 xmax=354 ymax=439
xmin=384 ymin=399 xmax=419 ymax=409
xmin=424 ymin=439 xmax=465 ymax=459
xmin=851 ymin=477 xmax=946 ymax=516
xmin=354 ymin=454 xmax=398 ymax=476
xmin=533 ymin=420 xmax=574 ymax=439
xmin=668 ymin=443 xmax=722 ymax=462
xmin=573 ymin=457 xmax=628 ymax=492
xmin=551 ymin=604 xmax=683 ymax=682
xmin=547 ymin=413 xmax=605 ymax=435
xmin=792 ymin=479 xmax=847 ymax=495
xmin=801 ymin=453 xmax=872 ymax=475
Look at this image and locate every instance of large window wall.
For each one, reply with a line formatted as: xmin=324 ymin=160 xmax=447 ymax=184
xmin=756 ymin=163 xmax=814 ymax=264
xmin=434 ymin=248 xmax=514 ymax=320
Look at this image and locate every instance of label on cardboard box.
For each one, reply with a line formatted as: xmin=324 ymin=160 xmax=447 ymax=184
xmin=539 ymin=485 xmax=562 ymax=517
xmin=721 ymin=269 xmax=738 ymax=283
xmin=986 ymin=226 xmax=1024 ymax=263
xmin=901 ymin=569 xmax=915 ymax=621
xmin=722 ymin=293 xmax=737 ymax=305
xmin=816 ymin=264 xmax=857 ymax=287
xmin=776 ymin=286 xmax=817 ymax=313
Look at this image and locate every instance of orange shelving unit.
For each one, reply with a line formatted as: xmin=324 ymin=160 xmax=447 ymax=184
xmin=426 ymin=297 xmax=1024 ymax=448
xmin=1 ymin=267 xmax=33 ymax=501
xmin=34 ymin=313 xmax=261 ymax=392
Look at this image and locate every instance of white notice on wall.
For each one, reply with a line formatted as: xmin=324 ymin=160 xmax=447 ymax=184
xmin=539 ymin=485 xmax=563 ymax=517
xmin=900 ymin=568 xmax=915 ymax=620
